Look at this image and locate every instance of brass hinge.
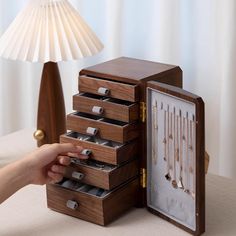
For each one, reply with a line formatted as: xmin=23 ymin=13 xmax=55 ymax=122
xmin=140 ymin=168 xmax=147 ymax=188
xmin=140 ymin=102 xmax=146 ymax=123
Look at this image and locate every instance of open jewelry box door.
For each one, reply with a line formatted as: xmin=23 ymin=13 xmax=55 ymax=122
xmin=146 ymin=81 xmax=205 ymax=236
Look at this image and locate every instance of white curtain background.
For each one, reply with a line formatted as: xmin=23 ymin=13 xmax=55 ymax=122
xmin=0 ymin=0 xmax=236 ymax=179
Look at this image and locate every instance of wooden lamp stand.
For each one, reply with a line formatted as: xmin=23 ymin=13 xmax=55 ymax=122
xmin=34 ymin=62 xmax=66 ymax=146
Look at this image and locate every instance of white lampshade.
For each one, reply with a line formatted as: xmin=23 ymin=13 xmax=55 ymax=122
xmin=0 ymin=0 xmax=103 ymax=63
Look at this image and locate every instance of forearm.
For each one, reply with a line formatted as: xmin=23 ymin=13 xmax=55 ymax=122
xmin=0 ymin=159 xmax=31 ymax=204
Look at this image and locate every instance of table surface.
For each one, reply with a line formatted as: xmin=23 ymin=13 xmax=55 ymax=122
xmin=0 ymin=174 xmax=236 ymax=236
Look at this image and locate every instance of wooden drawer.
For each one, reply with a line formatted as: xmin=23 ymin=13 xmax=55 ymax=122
xmin=73 ymin=93 xmax=139 ymax=123
xmin=66 ymin=112 xmax=139 ymax=143
xmin=60 ymin=132 xmax=138 ymax=165
xmin=79 ymin=75 xmax=139 ymax=102
xmin=64 ymin=159 xmax=139 ymax=190
xmin=47 ymin=178 xmax=139 ymax=226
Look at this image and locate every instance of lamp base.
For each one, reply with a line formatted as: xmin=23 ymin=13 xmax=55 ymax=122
xmin=35 ymin=62 xmax=66 ymax=146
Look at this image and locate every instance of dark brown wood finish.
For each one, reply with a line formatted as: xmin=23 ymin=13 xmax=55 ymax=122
xmin=79 ymin=57 xmax=183 ymax=207
xmin=60 ymin=134 xmax=138 ymax=165
xmin=37 ymin=62 xmax=66 ymax=146
xmin=146 ymin=81 xmax=205 ymax=236
xmin=73 ymin=93 xmax=139 ymax=122
xmin=46 ymin=57 xmax=206 ymax=234
xmin=79 ymin=75 xmax=139 ymax=102
xmin=66 ymin=112 xmax=139 ymax=143
xmin=80 ymin=57 xmax=182 ymax=85
xmin=47 ymin=178 xmax=139 ymax=226
xmin=64 ymin=159 xmax=139 ymax=190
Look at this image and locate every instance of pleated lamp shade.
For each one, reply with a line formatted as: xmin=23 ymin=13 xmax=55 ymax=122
xmin=0 ymin=0 xmax=103 ymax=63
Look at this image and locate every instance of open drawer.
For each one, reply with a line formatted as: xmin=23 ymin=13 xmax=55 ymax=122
xmin=60 ymin=132 xmax=138 ymax=165
xmin=73 ymin=93 xmax=139 ymax=123
xmin=66 ymin=112 xmax=139 ymax=143
xmin=79 ymin=75 xmax=139 ymax=102
xmin=64 ymin=158 xmax=139 ymax=190
xmin=46 ymin=178 xmax=139 ymax=226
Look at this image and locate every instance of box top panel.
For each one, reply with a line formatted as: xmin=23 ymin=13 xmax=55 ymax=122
xmin=80 ymin=57 xmax=181 ymax=85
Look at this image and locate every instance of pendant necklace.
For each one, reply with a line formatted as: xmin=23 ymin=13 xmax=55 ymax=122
xmin=190 ymin=115 xmax=195 ymax=199
xmin=163 ymin=105 xmax=167 ymax=162
xmin=184 ymin=112 xmax=190 ymax=195
xmin=177 ymin=110 xmax=184 ymax=189
xmin=169 ymin=108 xmax=173 ymax=170
xmin=165 ymin=105 xmax=171 ymax=181
xmin=152 ymin=100 xmax=158 ymax=165
xmin=176 ymin=110 xmax=180 ymax=163
xmin=172 ymin=107 xmax=178 ymax=189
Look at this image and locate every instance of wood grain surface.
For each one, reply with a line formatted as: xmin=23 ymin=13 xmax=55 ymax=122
xmin=66 ymin=113 xmax=139 ymax=143
xmin=60 ymin=134 xmax=138 ymax=165
xmin=46 ymin=178 xmax=139 ymax=226
xmin=79 ymin=75 xmax=139 ymax=102
xmin=73 ymin=93 xmax=139 ymax=123
xmin=64 ymin=159 xmax=139 ymax=190
xmin=37 ymin=62 xmax=66 ymax=146
xmin=80 ymin=57 xmax=182 ymax=85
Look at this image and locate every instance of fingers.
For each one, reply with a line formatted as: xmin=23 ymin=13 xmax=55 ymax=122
xmin=51 ymin=164 xmax=66 ymax=175
xmin=48 ymin=171 xmax=63 ymax=183
xmin=48 ymin=164 xmax=67 ymax=183
xmin=51 ymin=143 xmax=83 ymax=155
xmin=67 ymin=152 xmax=89 ymax=160
xmin=52 ymin=143 xmax=90 ymax=160
xmin=57 ymin=155 xmax=71 ymax=166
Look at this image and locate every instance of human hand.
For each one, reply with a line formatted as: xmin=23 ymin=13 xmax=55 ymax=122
xmin=22 ymin=143 xmax=88 ymax=185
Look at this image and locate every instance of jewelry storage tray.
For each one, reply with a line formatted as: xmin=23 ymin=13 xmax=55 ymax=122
xmin=66 ymin=131 xmax=124 ymax=148
xmin=72 ymin=112 xmax=128 ymax=126
xmin=70 ymin=158 xmax=116 ymax=172
xmin=78 ymin=93 xmax=135 ymax=106
xmin=56 ymin=175 xmax=139 ymax=199
xmin=56 ymin=178 xmax=111 ymax=198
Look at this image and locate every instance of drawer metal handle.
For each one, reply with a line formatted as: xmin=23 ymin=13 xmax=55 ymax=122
xmin=66 ymin=200 xmax=79 ymax=210
xmin=81 ymin=149 xmax=92 ymax=156
xmin=92 ymin=106 xmax=104 ymax=115
xmin=98 ymin=87 xmax=109 ymax=95
xmin=72 ymin=171 xmax=85 ymax=180
xmin=86 ymin=127 xmax=98 ymax=136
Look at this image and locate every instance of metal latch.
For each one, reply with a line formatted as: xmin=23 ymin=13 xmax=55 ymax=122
xmin=140 ymin=168 xmax=147 ymax=188
xmin=140 ymin=102 xmax=146 ymax=123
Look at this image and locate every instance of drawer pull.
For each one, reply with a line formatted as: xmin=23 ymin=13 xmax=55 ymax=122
xmin=81 ymin=149 xmax=92 ymax=156
xmin=86 ymin=127 xmax=98 ymax=136
xmin=98 ymin=87 xmax=109 ymax=95
xmin=72 ymin=171 xmax=85 ymax=180
xmin=66 ymin=200 xmax=79 ymax=210
xmin=92 ymin=106 xmax=104 ymax=115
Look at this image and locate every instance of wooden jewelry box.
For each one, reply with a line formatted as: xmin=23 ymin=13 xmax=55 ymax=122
xmin=46 ymin=57 xmax=205 ymax=236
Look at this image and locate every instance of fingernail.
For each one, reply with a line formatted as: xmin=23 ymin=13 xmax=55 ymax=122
xmin=68 ymin=152 xmax=80 ymax=158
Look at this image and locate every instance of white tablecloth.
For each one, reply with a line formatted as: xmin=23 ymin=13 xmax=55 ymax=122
xmin=0 ymin=128 xmax=36 ymax=168
xmin=0 ymin=174 xmax=236 ymax=236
